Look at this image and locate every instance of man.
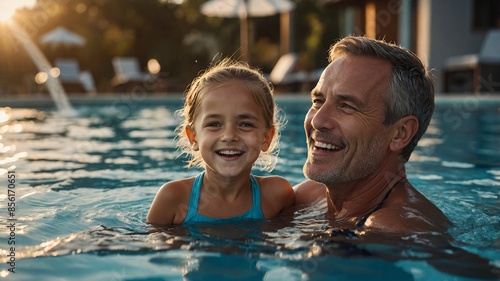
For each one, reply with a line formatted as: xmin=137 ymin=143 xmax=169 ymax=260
xmin=294 ymin=36 xmax=451 ymax=233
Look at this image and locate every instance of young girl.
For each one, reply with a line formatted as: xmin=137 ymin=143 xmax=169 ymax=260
xmin=147 ymin=59 xmax=294 ymax=225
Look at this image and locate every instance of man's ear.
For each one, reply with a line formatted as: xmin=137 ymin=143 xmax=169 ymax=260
xmin=389 ymin=116 xmax=418 ymax=152
xmin=261 ymin=128 xmax=275 ymax=152
xmin=185 ymin=126 xmax=199 ymax=151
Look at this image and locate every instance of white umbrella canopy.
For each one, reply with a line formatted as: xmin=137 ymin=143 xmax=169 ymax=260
xmin=40 ymin=26 xmax=86 ymax=47
xmin=201 ymin=0 xmax=295 ymax=18
xmin=200 ymin=0 xmax=295 ymax=62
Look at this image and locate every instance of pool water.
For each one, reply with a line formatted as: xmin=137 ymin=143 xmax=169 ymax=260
xmin=0 ymin=96 xmax=499 ymax=280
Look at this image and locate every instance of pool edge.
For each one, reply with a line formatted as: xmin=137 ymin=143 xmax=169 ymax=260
xmin=1 ymin=93 xmax=500 ymax=108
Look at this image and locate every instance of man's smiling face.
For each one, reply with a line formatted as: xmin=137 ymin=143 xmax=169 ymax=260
xmin=303 ymin=54 xmax=395 ymax=186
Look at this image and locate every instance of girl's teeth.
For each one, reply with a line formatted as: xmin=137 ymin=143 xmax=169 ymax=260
xmin=219 ymin=150 xmax=241 ymax=155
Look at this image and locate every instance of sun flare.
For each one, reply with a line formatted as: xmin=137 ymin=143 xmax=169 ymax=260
xmin=0 ymin=0 xmax=37 ymax=21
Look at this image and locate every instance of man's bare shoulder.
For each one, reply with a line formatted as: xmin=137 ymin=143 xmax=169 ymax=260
xmin=293 ymin=180 xmax=327 ymax=206
xmin=366 ymin=184 xmax=452 ymax=233
xmin=365 ymin=206 xmax=451 ymax=233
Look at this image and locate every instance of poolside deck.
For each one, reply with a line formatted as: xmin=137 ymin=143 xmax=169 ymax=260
xmin=1 ymin=92 xmax=500 ymax=108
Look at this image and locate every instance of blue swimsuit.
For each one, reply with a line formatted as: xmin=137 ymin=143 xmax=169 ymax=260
xmin=182 ymin=172 xmax=266 ymax=225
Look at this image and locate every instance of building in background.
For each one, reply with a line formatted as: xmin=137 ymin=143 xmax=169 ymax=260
xmin=323 ymin=0 xmax=500 ymax=93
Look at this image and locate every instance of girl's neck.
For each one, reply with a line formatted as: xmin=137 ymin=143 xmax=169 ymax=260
xmin=202 ymin=169 xmax=253 ymax=201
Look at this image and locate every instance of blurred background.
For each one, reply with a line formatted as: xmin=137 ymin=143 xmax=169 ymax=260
xmin=0 ymin=0 xmax=499 ymax=96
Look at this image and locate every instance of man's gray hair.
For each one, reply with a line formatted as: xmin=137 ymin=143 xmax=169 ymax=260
xmin=329 ymin=36 xmax=435 ymax=162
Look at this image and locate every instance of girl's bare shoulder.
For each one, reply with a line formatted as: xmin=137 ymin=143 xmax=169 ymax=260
xmin=156 ymin=177 xmax=195 ymax=202
xmin=255 ymin=175 xmax=292 ymax=192
xmin=256 ymin=176 xmax=294 ymax=216
xmin=147 ymin=177 xmax=196 ymax=225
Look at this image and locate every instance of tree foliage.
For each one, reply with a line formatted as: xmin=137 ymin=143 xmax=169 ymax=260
xmin=0 ymin=0 xmax=341 ymax=94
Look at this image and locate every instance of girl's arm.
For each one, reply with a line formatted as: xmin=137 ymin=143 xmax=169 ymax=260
xmin=259 ymin=176 xmax=295 ymax=219
xmin=146 ymin=180 xmax=191 ymax=225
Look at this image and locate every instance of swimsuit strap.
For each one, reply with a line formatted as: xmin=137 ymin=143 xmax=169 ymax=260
xmin=355 ymin=176 xmax=406 ymax=227
xmin=249 ymin=174 xmax=265 ymax=219
xmin=183 ymin=172 xmax=204 ymax=223
xmin=182 ymin=173 xmax=265 ymax=225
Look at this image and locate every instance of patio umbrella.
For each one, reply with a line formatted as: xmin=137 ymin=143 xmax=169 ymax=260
xmin=40 ymin=26 xmax=86 ymax=47
xmin=200 ymin=0 xmax=295 ymax=62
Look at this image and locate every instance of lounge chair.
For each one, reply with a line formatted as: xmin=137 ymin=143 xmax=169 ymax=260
xmin=54 ymin=58 xmax=95 ymax=93
xmin=109 ymin=57 xmax=154 ymax=92
xmin=267 ymin=53 xmax=299 ymax=85
xmin=79 ymin=70 xmax=96 ymax=93
xmin=443 ymin=29 xmax=500 ymax=93
xmin=266 ymin=53 xmax=324 ymax=92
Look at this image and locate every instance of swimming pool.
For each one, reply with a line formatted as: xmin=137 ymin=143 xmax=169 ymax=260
xmin=0 ymin=95 xmax=499 ymax=280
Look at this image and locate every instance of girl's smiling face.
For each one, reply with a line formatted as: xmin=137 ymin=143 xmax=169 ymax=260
xmin=186 ymin=80 xmax=274 ymax=179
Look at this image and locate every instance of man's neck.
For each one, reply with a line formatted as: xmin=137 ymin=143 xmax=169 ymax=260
xmin=326 ymin=164 xmax=406 ymax=221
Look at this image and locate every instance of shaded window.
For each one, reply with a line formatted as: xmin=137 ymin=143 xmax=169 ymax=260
xmin=473 ymin=0 xmax=500 ymax=30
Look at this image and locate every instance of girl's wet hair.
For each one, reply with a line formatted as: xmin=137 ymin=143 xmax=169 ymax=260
xmin=175 ymin=58 xmax=282 ymax=171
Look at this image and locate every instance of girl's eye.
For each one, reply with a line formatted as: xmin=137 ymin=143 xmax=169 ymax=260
xmin=240 ymin=122 xmax=255 ymax=128
xmin=207 ymin=122 xmax=221 ymax=127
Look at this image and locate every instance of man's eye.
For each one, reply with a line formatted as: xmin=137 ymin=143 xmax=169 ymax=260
xmin=340 ymin=103 xmax=356 ymax=111
xmin=312 ymin=99 xmax=324 ymax=107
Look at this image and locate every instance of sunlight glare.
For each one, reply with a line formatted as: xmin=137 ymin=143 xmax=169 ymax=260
xmin=50 ymin=67 xmax=61 ymax=78
xmin=35 ymin=72 xmax=48 ymax=84
xmin=148 ymin=59 xmax=161 ymax=74
xmin=0 ymin=110 xmax=10 ymax=124
xmin=0 ymin=0 xmax=37 ymax=21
